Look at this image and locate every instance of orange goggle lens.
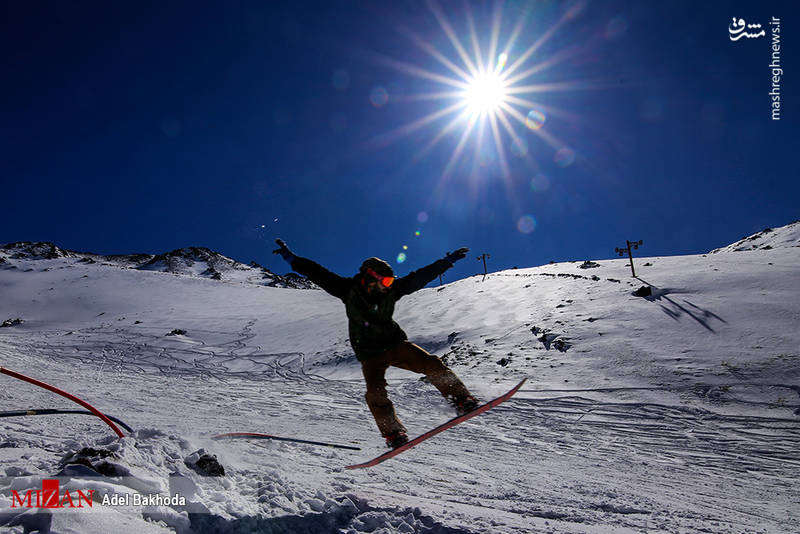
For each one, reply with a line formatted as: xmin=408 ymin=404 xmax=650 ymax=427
xmin=366 ymin=268 xmax=394 ymax=287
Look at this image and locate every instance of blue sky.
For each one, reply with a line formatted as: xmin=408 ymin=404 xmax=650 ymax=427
xmin=2 ymin=1 xmax=796 ymax=282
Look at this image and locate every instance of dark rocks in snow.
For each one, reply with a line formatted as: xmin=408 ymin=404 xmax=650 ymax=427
xmin=552 ymin=339 xmax=571 ymax=352
xmin=138 ymin=247 xmax=238 ymax=276
xmin=63 ymin=447 xmax=117 ymax=462
xmin=1 ymin=242 xmax=73 ymax=260
xmin=0 ymin=241 xmax=318 ymax=289
xmin=710 ymin=221 xmax=800 ymax=253
xmin=1 ymin=318 xmax=23 ymax=327
xmin=579 ymin=260 xmax=601 ymax=269
xmin=633 ymin=286 xmax=653 ymax=297
xmin=167 ymin=329 xmax=187 ymax=336
xmin=280 ymin=272 xmax=317 ymax=289
xmin=186 ymin=450 xmax=225 ymax=477
xmin=60 ymin=447 xmax=124 ymax=477
xmin=532 ymin=326 xmax=571 ymax=352
xmin=203 ymin=266 xmax=223 ymax=280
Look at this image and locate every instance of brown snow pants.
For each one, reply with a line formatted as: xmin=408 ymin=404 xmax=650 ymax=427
xmin=361 ymin=341 xmax=472 ymax=437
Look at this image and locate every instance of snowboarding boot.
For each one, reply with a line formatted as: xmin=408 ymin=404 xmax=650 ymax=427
xmin=385 ymin=430 xmax=409 ymax=449
xmin=454 ymin=395 xmax=480 ymax=416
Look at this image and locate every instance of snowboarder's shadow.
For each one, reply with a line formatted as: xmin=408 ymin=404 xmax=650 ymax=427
xmin=636 ymin=277 xmax=727 ymax=333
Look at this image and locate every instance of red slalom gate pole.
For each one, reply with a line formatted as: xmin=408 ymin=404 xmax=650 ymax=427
xmin=0 ymin=367 xmax=125 ymax=438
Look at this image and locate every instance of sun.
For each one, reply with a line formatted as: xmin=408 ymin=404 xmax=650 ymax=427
xmin=366 ymin=1 xmax=590 ymax=184
xmin=463 ymin=56 xmax=508 ymax=115
xmin=463 ymin=71 xmax=507 ymax=115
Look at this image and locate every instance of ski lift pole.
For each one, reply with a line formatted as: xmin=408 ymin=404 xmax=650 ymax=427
xmin=477 ymin=253 xmax=490 ymax=281
xmin=615 ymin=240 xmax=643 ymax=277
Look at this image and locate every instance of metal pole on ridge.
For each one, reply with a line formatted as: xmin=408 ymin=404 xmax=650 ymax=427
xmin=615 ymin=240 xmax=643 ymax=277
xmin=477 ymin=253 xmax=490 ymax=281
xmin=0 ymin=367 xmax=126 ymax=438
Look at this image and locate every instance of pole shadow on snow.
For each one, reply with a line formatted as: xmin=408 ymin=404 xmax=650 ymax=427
xmin=635 ymin=277 xmax=727 ymax=333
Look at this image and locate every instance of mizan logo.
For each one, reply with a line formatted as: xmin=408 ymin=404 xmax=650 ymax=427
xmin=10 ymin=479 xmax=94 ymax=509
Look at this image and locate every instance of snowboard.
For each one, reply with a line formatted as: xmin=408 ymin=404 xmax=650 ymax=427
xmin=345 ymin=377 xmax=527 ymax=469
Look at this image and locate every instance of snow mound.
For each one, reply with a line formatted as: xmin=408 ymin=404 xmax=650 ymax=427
xmin=710 ymin=220 xmax=800 ymax=253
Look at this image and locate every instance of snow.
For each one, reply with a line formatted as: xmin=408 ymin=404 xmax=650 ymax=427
xmin=0 ymin=222 xmax=798 ymax=533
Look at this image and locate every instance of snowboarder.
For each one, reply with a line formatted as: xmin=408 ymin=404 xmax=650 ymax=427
xmin=273 ymin=239 xmax=479 ymax=448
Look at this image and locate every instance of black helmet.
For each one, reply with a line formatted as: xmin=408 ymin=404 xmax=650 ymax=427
xmin=360 ymin=257 xmax=393 ymax=276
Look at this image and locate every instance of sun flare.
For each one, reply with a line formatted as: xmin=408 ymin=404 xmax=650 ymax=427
xmin=368 ymin=1 xmax=590 ymax=184
xmin=463 ymin=70 xmax=507 ymax=115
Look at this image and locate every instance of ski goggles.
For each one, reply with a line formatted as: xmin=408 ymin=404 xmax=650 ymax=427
xmin=365 ymin=268 xmax=394 ymax=288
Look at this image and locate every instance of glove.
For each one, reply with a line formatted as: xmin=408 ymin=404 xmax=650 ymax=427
xmin=273 ymin=239 xmax=297 ymax=264
xmin=444 ymin=247 xmax=469 ymax=264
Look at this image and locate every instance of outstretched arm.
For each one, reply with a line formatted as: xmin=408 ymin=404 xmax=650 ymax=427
xmin=394 ymin=247 xmax=469 ymax=297
xmin=273 ymin=239 xmax=349 ymax=299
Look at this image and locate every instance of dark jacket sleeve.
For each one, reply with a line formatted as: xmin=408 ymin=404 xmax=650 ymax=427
xmin=394 ymin=258 xmax=453 ymax=298
xmin=290 ymin=256 xmax=350 ymax=300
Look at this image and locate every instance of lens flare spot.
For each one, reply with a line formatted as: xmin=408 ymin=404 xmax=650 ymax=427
xmin=530 ymin=174 xmax=551 ymax=192
xmin=563 ymin=0 xmax=588 ymax=19
xmin=605 ymin=15 xmax=629 ymax=40
xmin=160 ymin=117 xmax=182 ymax=137
xmin=417 ymin=211 xmax=429 ymax=223
xmin=510 ymin=138 xmax=528 ymax=157
xmin=640 ymin=98 xmax=664 ymax=122
xmin=517 ymin=215 xmax=537 ymax=234
xmin=331 ymin=114 xmax=348 ymax=133
xmin=402 ymin=245 xmax=409 ymax=250
xmin=332 ymin=70 xmax=350 ymax=91
xmin=554 ymin=147 xmax=576 ymax=167
xmin=396 ymin=252 xmax=407 ymax=263
xmin=477 ymin=146 xmax=496 ymax=167
xmin=525 ymin=109 xmax=546 ymax=130
xmin=495 ymin=52 xmax=508 ymax=72
xmin=414 ymin=230 xmax=421 ymax=237
xmin=370 ymin=86 xmax=389 ymax=107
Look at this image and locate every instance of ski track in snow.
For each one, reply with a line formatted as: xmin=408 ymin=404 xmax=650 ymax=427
xmin=0 ymin=225 xmax=799 ymax=533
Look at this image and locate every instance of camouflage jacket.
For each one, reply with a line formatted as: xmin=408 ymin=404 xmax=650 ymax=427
xmin=289 ymin=256 xmax=454 ymax=360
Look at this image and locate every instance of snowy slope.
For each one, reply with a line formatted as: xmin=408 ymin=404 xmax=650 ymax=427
xmin=0 ymin=223 xmax=798 ymax=534
xmin=710 ymin=220 xmax=800 ymax=253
